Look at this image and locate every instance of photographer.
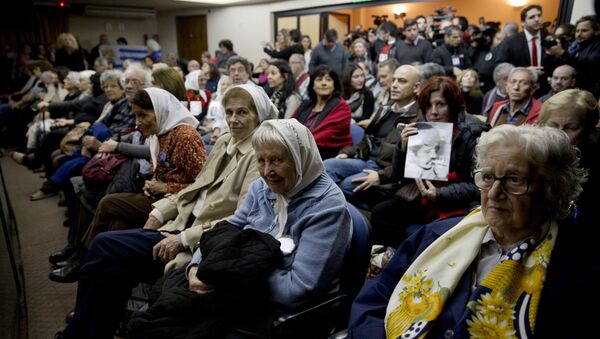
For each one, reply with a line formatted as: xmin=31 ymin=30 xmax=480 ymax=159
xmin=470 ymin=24 xmax=502 ymax=91
xmin=546 ymin=15 xmax=600 ymax=98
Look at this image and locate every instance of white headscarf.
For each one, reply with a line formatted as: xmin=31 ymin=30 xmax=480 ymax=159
xmin=184 ymin=70 xmax=202 ymax=91
xmin=223 ymin=83 xmax=279 ymax=123
xmin=143 ymin=87 xmax=199 ymax=170
xmin=223 ymin=84 xmax=279 ymax=155
xmin=255 ymin=119 xmax=324 ymax=237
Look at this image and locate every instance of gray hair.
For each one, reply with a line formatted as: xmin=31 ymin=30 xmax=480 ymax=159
xmin=508 ymin=66 xmax=538 ymax=85
xmin=124 ymin=63 xmax=152 ymax=86
xmin=352 ymin=38 xmax=369 ymax=49
xmin=40 ymin=70 xmax=56 ymax=83
xmin=66 ymin=71 xmax=80 ymax=86
xmin=79 ymin=70 xmax=96 ymax=83
xmin=417 ymin=62 xmax=445 ymax=82
xmin=503 ymin=22 xmax=519 ymax=36
xmin=226 ymin=56 xmax=252 ymax=75
xmin=475 ymin=125 xmax=586 ymax=219
xmin=146 ymin=39 xmax=161 ymax=52
xmin=289 ymin=53 xmax=305 ymax=66
xmin=493 ymin=62 xmax=515 ymax=83
xmin=251 ymin=122 xmax=287 ymax=151
xmin=100 ymin=69 xmax=124 ymax=89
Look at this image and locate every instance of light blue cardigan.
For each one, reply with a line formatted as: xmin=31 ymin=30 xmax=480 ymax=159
xmin=190 ymin=173 xmax=352 ymax=310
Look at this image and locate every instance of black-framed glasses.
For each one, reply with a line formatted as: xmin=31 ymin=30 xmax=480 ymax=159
xmin=473 ymin=170 xmax=531 ymax=195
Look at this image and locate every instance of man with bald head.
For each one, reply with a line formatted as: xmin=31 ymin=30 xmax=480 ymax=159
xmin=539 ymin=64 xmax=576 ymax=102
xmin=325 ymin=65 xmax=423 ymax=208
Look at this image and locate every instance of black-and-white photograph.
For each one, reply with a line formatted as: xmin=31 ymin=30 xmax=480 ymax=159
xmin=404 ymin=122 xmax=453 ymax=181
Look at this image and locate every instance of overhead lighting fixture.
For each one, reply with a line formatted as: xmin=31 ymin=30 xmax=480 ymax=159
xmin=174 ymin=0 xmax=254 ymax=4
xmin=509 ymin=0 xmax=527 ymax=7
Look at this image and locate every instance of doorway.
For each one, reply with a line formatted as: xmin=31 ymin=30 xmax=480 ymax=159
xmin=176 ymin=15 xmax=208 ymax=60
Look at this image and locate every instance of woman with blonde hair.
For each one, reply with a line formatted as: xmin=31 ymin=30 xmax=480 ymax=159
xmin=538 ymin=88 xmax=600 ymax=225
xmin=55 ymin=33 xmax=88 ymax=71
xmin=457 ymin=68 xmax=483 ymax=115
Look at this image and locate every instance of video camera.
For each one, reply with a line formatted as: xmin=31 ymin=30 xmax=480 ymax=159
xmin=542 ymin=34 xmax=568 ymax=50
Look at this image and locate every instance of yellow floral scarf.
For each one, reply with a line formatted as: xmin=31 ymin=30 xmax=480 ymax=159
xmin=384 ymin=209 xmax=557 ymax=338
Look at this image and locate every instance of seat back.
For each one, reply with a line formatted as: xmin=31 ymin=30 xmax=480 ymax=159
xmin=350 ymin=124 xmax=365 ymax=146
xmin=341 ymin=202 xmax=371 ymax=302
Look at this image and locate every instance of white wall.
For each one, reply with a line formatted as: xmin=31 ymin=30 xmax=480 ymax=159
xmin=158 ymin=0 xmax=350 ymax=65
xmin=68 ymin=15 xmax=158 ymax=51
xmin=570 ymin=0 xmax=595 ymax=24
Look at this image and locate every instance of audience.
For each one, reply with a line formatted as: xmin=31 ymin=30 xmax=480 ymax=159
xmin=53 ymin=84 xmax=277 ymax=339
xmin=309 ymin=29 xmax=347 ymax=76
xmin=372 ymin=58 xmax=400 ymax=116
xmin=292 ymin=65 xmax=352 ymax=159
xmin=289 ymin=53 xmax=310 ymax=100
xmin=538 ymin=89 xmax=600 ymax=226
xmin=457 ymin=68 xmax=483 ymax=115
xmin=3 ymin=8 xmax=596 ymax=338
xmin=369 ymin=76 xmax=488 ymax=247
xmin=341 ymin=63 xmax=375 ymax=123
xmin=488 ymin=67 xmax=541 ymax=127
xmin=430 ymin=25 xmax=472 ymax=77
xmin=349 ymin=125 xmax=596 ymax=339
xmin=128 ymin=119 xmax=352 ymax=338
xmin=394 ymin=18 xmax=433 ymax=65
xmin=326 ymin=65 xmax=422 ymax=208
xmin=265 ymin=59 xmax=301 ymax=118
xmin=538 ymin=64 xmax=576 ymax=102
xmin=481 ymin=62 xmax=514 ymax=116
xmin=263 ymin=28 xmax=304 ymax=61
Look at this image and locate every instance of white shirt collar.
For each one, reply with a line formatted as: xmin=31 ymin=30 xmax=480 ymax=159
xmin=524 ymin=29 xmax=541 ymax=41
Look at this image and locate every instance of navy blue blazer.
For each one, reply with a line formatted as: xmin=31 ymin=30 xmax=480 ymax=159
xmin=348 ymin=215 xmax=600 ymax=338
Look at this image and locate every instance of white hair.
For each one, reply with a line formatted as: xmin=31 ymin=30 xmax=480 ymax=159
xmin=475 ymin=125 xmax=586 ymax=219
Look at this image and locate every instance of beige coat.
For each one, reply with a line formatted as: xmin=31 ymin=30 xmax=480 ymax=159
xmin=154 ymin=132 xmax=259 ymax=271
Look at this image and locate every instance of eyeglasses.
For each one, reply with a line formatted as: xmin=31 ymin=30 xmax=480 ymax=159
xmin=473 ymin=170 xmax=532 ymax=195
xmin=124 ymin=78 xmax=143 ymax=86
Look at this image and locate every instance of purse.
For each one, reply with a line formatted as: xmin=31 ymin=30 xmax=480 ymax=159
xmin=60 ymin=122 xmax=90 ymax=155
xmin=81 ymin=154 xmax=129 ymax=183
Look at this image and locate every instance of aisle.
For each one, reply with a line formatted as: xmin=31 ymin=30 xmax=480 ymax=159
xmin=1 ymin=157 xmax=76 ymax=339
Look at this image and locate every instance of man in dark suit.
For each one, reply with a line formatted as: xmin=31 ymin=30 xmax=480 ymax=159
xmin=430 ymin=25 xmax=472 ymax=77
xmin=495 ymin=4 xmax=549 ymax=95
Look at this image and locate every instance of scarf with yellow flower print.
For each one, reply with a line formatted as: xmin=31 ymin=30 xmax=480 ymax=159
xmin=384 ymin=208 xmax=557 ymax=339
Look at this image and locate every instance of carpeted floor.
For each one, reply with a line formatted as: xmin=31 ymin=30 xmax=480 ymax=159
xmin=1 ymin=156 xmax=76 ymax=339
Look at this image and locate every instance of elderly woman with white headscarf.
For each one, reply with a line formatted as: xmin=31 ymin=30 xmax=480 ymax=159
xmin=183 ymin=69 xmax=211 ymax=120
xmin=48 ymin=87 xmax=207 ymax=283
xmin=55 ymin=84 xmax=280 ymax=339
xmin=124 ymin=119 xmax=352 ymax=338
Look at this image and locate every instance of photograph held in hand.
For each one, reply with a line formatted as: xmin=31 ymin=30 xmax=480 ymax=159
xmin=404 ymin=122 xmax=452 ymax=181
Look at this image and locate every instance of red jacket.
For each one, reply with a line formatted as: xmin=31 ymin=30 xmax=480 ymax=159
xmin=292 ymin=97 xmax=352 ymax=159
xmin=488 ymin=98 xmax=541 ymax=127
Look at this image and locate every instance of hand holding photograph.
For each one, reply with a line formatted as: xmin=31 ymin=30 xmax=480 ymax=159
xmin=404 ymin=122 xmax=452 ymax=181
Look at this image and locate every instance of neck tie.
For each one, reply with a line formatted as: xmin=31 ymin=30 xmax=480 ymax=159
xmin=531 ymin=36 xmax=538 ymax=67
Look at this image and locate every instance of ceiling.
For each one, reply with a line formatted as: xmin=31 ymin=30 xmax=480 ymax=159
xmin=63 ymin=0 xmax=280 ymax=11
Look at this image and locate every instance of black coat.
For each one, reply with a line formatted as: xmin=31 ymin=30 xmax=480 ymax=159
xmin=567 ymin=35 xmax=600 ymax=98
xmin=430 ymin=43 xmax=472 ymax=76
xmin=392 ymin=112 xmax=489 ymax=210
xmin=341 ymin=102 xmax=422 ymax=182
xmin=128 ymin=222 xmax=283 ymax=339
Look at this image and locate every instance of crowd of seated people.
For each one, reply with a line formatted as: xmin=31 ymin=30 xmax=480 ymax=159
xmin=1 ymin=4 xmax=599 ymax=338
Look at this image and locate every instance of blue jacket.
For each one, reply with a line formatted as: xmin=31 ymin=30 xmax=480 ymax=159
xmin=348 ymin=216 xmax=600 ymax=338
xmin=194 ymin=173 xmax=352 ymax=311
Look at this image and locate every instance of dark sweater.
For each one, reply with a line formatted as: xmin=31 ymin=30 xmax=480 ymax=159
xmin=394 ymin=38 xmax=433 ymax=65
xmin=309 ymin=42 xmax=347 ymax=76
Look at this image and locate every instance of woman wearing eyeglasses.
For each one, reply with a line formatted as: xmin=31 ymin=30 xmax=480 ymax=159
xmin=348 ymin=124 xmax=599 ymax=339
